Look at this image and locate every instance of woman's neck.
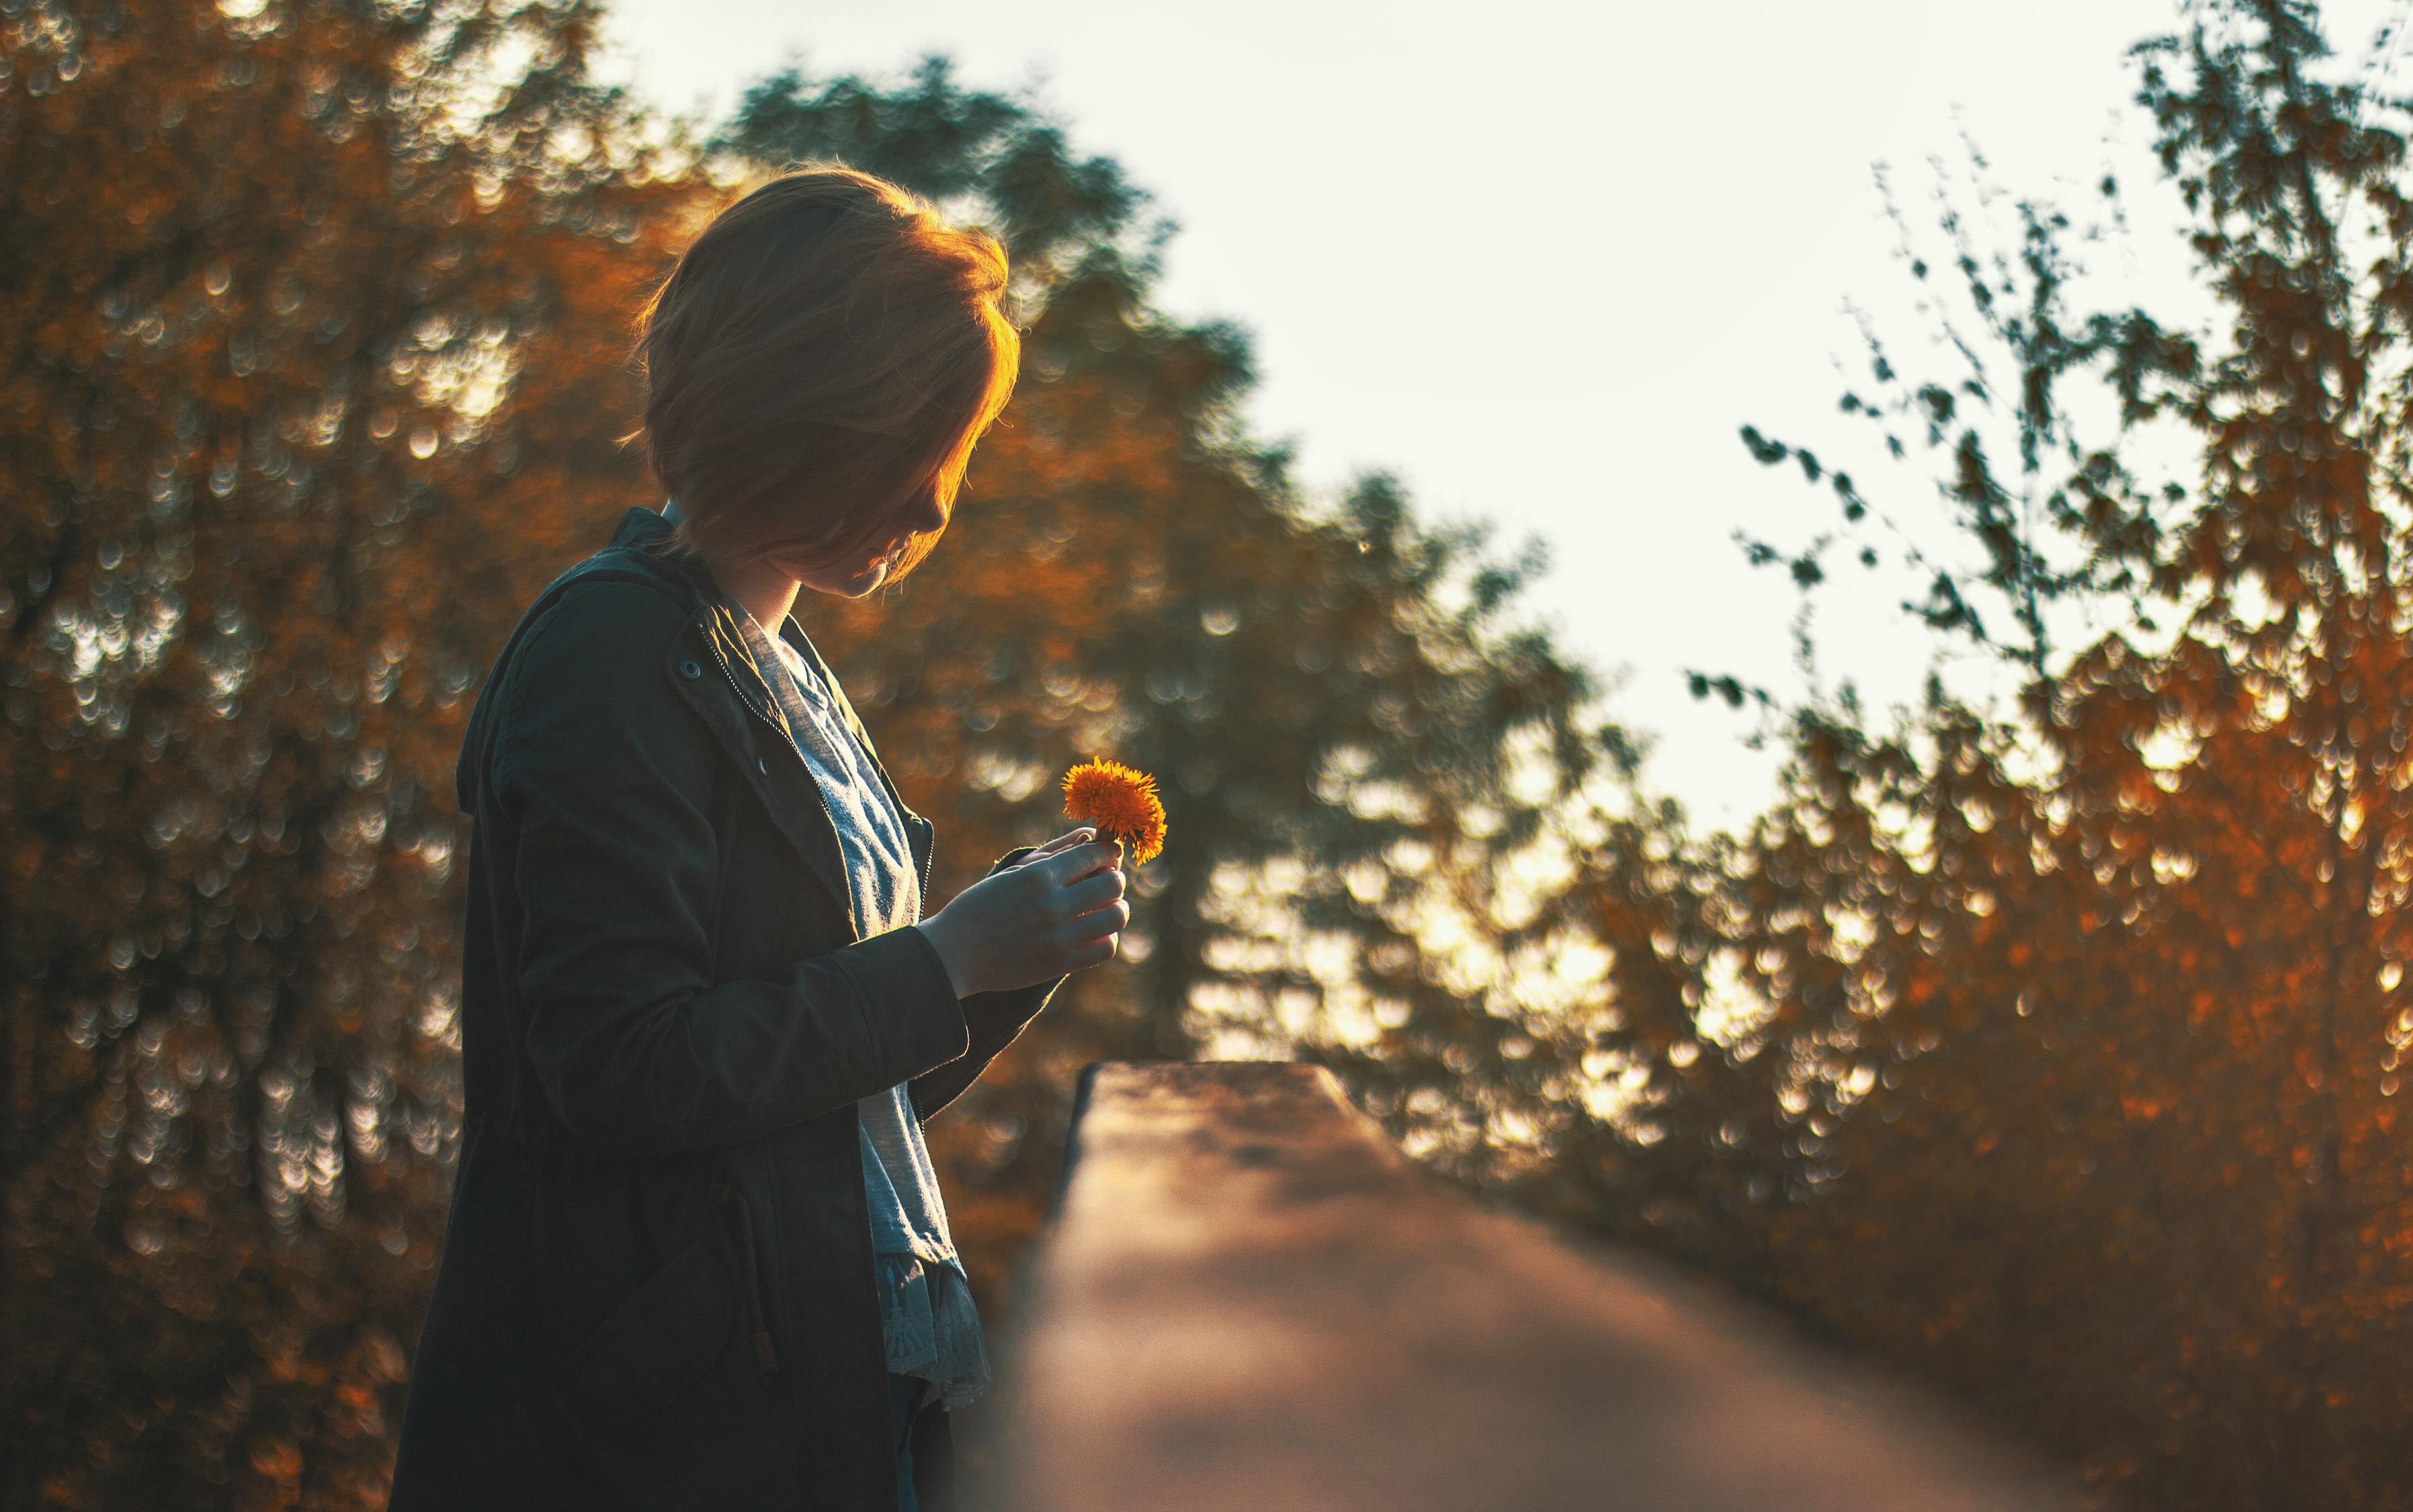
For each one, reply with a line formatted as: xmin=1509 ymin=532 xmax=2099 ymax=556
xmin=661 ymin=499 xmax=803 ymax=633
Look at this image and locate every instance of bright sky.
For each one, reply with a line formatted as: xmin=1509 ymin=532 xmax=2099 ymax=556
xmin=596 ymin=0 xmax=2404 ymax=830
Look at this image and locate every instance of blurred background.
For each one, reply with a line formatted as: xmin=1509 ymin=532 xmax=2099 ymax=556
xmin=8 ymin=0 xmax=2413 ymax=1505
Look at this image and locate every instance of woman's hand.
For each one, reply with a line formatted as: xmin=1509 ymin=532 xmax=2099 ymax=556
xmin=914 ymin=828 xmax=1129 ymax=997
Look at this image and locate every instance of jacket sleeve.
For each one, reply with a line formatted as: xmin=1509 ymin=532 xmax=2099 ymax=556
xmin=907 ymin=843 xmax=1071 ymax=1124
xmin=491 ymin=579 xmax=970 ymax=1158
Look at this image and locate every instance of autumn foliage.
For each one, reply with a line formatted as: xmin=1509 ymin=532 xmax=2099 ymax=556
xmin=1598 ymin=4 xmax=2413 ymax=1505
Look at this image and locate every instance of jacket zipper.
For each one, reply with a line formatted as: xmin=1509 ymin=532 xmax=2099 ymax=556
xmin=697 ymin=618 xmax=857 ymax=914
xmin=695 ymin=618 xmax=823 ymax=1382
xmin=911 ymin=808 xmax=934 ymax=921
xmin=714 ymin=1178 xmax=781 ymax=1376
xmin=799 ymin=637 xmax=938 ymax=914
xmin=776 ymin=623 xmax=935 ymax=911
xmin=702 ymin=614 xmax=935 ymax=924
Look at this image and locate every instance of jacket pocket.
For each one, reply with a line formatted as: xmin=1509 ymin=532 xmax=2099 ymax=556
xmin=559 ymin=1237 xmax=737 ymax=1431
xmin=714 ymin=1177 xmax=786 ymax=1376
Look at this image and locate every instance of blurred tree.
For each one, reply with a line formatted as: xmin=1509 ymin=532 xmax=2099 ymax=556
xmin=712 ymin=58 xmax=1639 ymax=1307
xmin=0 ymin=0 xmax=686 ymax=1503
xmin=1675 ymin=1 xmax=2413 ymax=1505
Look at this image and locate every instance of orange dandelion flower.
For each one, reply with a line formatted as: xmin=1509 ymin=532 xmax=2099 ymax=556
xmin=1061 ymin=759 xmax=1167 ymax=866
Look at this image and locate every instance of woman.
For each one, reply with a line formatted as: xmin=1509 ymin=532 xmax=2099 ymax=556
xmin=389 ymin=165 xmax=1128 ymax=1512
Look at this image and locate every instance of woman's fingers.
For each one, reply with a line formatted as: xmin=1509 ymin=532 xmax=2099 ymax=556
xmin=1031 ymin=826 xmax=1095 ymax=857
xmin=1060 ymin=864 xmax=1126 ymax=911
xmin=1070 ymin=898 xmax=1132 ymax=942
xmin=1040 ymin=838 xmax=1124 ymax=884
xmin=1064 ymin=892 xmax=1130 ymax=946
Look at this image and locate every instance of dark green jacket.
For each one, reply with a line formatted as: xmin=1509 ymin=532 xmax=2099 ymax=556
xmin=390 ymin=506 xmax=1061 ymax=1511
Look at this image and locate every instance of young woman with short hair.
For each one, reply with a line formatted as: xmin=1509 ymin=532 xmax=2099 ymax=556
xmin=390 ymin=163 xmax=1128 ymax=1512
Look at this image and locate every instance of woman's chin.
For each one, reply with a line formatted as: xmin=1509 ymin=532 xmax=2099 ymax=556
xmin=837 ymin=560 xmax=888 ymax=596
xmin=798 ymin=558 xmax=890 ymax=597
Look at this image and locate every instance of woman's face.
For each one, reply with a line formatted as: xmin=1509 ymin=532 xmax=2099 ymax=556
xmin=789 ymin=487 xmax=948 ymax=599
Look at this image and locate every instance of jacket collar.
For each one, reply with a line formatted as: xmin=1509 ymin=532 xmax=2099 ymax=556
xmin=606 ymin=505 xmax=709 ymax=587
xmin=609 ymin=503 xmax=677 ymax=549
xmin=607 ymin=503 xmax=935 ymax=884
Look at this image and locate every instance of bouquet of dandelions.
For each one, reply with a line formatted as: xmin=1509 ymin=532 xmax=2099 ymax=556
xmin=1059 ymin=759 xmax=1167 ymax=865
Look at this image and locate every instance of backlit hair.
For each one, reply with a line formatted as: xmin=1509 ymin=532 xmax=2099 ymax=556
xmin=634 ymin=163 xmax=1020 ymax=583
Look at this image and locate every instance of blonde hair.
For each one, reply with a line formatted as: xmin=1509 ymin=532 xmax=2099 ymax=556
xmin=634 ymin=163 xmax=1020 ymax=582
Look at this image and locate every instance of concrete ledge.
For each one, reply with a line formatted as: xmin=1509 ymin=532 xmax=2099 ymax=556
xmin=992 ymin=1060 xmax=2080 ymax=1512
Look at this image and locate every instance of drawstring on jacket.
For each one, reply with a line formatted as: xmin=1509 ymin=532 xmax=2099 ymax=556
xmin=714 ymin=1179 xmax=779 ymax=1376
